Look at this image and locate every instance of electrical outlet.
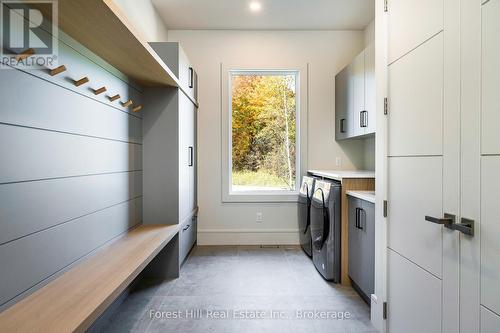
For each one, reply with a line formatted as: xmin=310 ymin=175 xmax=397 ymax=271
xmin=256 ymin=212 xmax=263 ymax=223
xmin=336 ymin=157 xmax=342 ymax=167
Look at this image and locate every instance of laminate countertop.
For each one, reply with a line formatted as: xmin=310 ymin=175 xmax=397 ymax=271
xmin=346 ymin=190 xmax=376 ymax=204
xmin=308 ymin=170 xmax=375 ymax=182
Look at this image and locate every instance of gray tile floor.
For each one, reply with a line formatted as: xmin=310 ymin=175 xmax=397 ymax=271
xmin=101 ymin=245 xmax=376 ymax=333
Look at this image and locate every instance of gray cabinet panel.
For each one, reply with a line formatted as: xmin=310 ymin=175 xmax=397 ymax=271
xmin=0 ymin=198 xmax=142 ymax=307
xmin=0 ymin=171 xmax=142 ymax=244
xmin=348 ymin=196 xmax=375 ymax=301
xmin=335 ymin=66 xmax=352 ymax=140
xmin=149 ymin=42 xmax=197 ymax=102
xmin=348 ymin=196 xmax=362 ymax=284
xmin=142 ymin=87 xmax=180 ymax=225
xmin=358 ymin=201 xmax=375 ymax=297
xmin=180 ymin=214 xmax=197 ymax=264
xmin=0 ymin=124 xmax=142 ymax=184
xmin=0 ymin=69 xmax=142 ymax=144
xmin=143 ymin=86 xmax=198 ymax=265
xmin=364 ymin=43 xmax=376 ymax=135
xmin=352 ymin=50 xmax=366 ymax=137
xmin=143 ymin=87 xmax=197 ymax=228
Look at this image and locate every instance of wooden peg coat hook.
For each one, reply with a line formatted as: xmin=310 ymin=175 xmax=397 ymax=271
xmin=50 ymin=65 xmax=67 ymax=76
xmin=132 ymin=105 xmax=143 ymax=113
xmin=93 ymin=87 xmax=107 ymax=95
xmin=109 ymin=94 xmax=120 ymax=102
xmin=16 ymin=48 xmax=35 ymax=62
xmin=74 ymin=77 xmax=89 ymax=87
xmin=121 ymin=100 xmax=133 ymax=108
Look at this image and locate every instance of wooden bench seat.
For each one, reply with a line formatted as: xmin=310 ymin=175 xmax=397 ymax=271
xmin=0 ymin=224 xmax=179 ymax=333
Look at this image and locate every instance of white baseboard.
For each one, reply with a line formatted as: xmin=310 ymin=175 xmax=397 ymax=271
xmin=197 ymin=229 xmax=300 ymax=245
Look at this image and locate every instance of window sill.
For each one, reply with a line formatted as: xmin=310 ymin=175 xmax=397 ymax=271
xmin=222 ymin=191 xmax=299 ymax=203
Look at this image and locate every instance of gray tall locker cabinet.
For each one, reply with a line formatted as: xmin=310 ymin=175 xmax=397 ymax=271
xmin=144 ymin=43 xmax=198 ymax=265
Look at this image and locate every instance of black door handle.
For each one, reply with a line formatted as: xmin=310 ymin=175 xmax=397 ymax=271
xmin=355 ymin=208 xmax=360 ymax=229
xmin=340 ymin=119 xmax=346 ymax=133
xmin=189 ymin=67 xmax=194 ymax=88
xmin=425 ymin=213 xmax=455 ymax=226
xmin=183 ymin=224 xmax=191 ymax=232
xmin=360 ymin=111 xmax=364 ymax=128
xmin=448 ymin=218 xmax=474 ymax=236
xmin=188 ymin=146 xmax=194 ymax=167
xmin=358 ymin=208 xmax=365 ymax=230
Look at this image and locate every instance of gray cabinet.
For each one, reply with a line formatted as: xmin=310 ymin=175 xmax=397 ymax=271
xmin=335 ymin=66 xmax=353 ymax=140
xmin=143 ymin=88 xmax=198 ymax=226
xmin=149 ymin=42 xmax=198 ymax=102
xmin=348 ymin=196 xmax=375 ymax=303
xmin=180 ymin=212 xmax=197 ymax=263
xmin=335 ymin=43 xmax=375 ymax=140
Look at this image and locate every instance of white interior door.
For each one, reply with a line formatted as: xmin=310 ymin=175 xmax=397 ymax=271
xmin=480 ymin=0 xmax=500 ymax=330
xmin=386 ymin=0 xmax=455 ymax=332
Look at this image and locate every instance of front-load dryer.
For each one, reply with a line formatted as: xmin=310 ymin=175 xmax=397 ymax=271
xmin=298 ymin=176 xmax=316 ymax=257
xmin=310 ymin=179 xmax=341 ymax=282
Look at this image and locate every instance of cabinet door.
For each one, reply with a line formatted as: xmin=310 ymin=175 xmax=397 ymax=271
xmin=364 ymin=43 xmax=376 ymax=135
xmin=481 ymin=1 xmax=500 ymax=326
xmin=335 ymin=66 xmax=352 ymax=140
xmin=352 ymin=50 xmax=366 ymax=137
xmin=348 ymin=197 xmax=362 ymax=284
xmin=178 ymin=93 xmax=192 ymax=222
xmin=482 ymin=0 xmax=500 ymax=154
xmin=359 ymin=201 xmax=375 ymax=297
xmin=188 ymin=103 xmax=196 ymax=214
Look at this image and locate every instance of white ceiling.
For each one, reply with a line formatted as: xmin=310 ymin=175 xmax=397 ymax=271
xmin=151 ymin=0 xmax=375 ymax=31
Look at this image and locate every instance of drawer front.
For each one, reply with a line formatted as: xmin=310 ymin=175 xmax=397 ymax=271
xmin=180 ymin=214 xmax=197 ymax=263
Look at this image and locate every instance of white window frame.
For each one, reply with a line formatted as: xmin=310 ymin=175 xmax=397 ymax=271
xmin=222 ymin=68 xmax=305 ymax=203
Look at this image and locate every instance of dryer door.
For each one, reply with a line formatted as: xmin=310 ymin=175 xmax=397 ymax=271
xmin=311 ymin=184 xmax=330 ymax=251
xmin=298 ymin=176 xmax=315 ymax=234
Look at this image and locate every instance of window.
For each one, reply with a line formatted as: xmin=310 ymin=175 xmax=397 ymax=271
xmin=229 ymin=71 xmax=299 ymax=194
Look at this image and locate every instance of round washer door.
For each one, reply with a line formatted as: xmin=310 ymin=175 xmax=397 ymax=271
xmin=310 ymin=185 xmax=330 ymax=251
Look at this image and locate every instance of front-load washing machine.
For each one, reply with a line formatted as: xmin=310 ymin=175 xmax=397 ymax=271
xmin=310 ymin=179 xmax=341 ymax=282
xmin=298 ymin=176 xmax=316 ymax=257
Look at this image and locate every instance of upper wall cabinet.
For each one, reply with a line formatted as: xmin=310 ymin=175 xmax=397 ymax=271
xmin=335 ymin=44 xmax=375 ymax=141
xmin=150 ymin=42 xmax=198 ymax=102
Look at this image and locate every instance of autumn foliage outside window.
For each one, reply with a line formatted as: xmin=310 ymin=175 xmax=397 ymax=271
xmin=231 ymin=72 xmax=298 ymax=192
